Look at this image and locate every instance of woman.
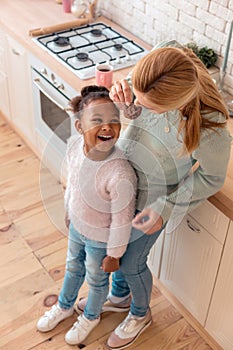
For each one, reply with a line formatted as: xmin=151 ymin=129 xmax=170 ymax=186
xmin=78 ymin=42 xmax=232 ymax=349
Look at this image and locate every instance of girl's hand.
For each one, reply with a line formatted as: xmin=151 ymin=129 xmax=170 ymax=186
xmin=132 ymin=208 xmax=163 ymax=234
xmin=101 ymin=256 xmax=120 ymax=272
xmin=65 ymin=212 xmax=70 ymax=229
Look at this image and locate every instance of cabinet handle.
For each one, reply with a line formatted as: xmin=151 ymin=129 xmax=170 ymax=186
xmin=186 ymin=219 xmax=201 ymax=233
xmin=33 ymin=78 xmax=67 ymax=112
xmin=12 ymin=48 xmax=20 ymax=56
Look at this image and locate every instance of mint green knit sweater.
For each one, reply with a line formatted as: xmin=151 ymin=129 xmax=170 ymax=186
xmin=118 ymin=108 xmax=232 ymax=233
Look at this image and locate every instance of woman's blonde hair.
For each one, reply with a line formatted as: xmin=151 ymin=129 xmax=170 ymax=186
xmin=132 ymin=47 xmax=228 ymax=153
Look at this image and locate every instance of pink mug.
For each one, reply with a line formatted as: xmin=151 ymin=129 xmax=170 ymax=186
xmin=95 ymin=63 xmax=113 ymax=89
xmin=63 ymin=0 xmax=71 ymax=13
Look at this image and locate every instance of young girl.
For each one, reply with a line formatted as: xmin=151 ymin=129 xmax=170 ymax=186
xmin=37 ymin=85 xmax=137 ymax=345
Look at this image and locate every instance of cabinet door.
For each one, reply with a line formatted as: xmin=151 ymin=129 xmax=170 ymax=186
xmin=7 ymin=36 xmax=35 ymax=143
xmin=0 ymin=31 xmax=11 ymax=118
xmin=0 ymin=71 xmax=11 ymax=118
xmin=205 ymin=221 xmax=233 ymax=350
xmin=0 ymin=30 xmax=8 ymax=73
xmin=160 ymin=215 xmax=223 ymax=325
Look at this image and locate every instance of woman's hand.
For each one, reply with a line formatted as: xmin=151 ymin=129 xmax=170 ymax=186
xmin=132 ymin=208 xmax=163 ymax=234
xmin=109 ymin=79 xmax=133 ymax=104
xmin=109 ymin=79 xmax=142 ymax=119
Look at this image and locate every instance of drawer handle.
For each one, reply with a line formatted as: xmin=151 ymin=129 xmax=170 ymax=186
xmin=33 ymin=78 xmax=67 ymax=111
xmin=12 ymin=48 xmax=20 ymax=56
xmin=186 ymin=219 xmax=201 ymax=233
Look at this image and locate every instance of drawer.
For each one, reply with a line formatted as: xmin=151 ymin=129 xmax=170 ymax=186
xmin=189 ymin=200 xmax=230 ymax=244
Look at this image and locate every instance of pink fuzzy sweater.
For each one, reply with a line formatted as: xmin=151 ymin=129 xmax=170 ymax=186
xmin=65 ymin=135 xmax=137 ymax=258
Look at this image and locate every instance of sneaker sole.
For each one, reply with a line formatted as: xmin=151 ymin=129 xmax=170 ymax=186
xmin=75 ymin=304 xmax=130 ymax=314
xmin=75 ymin=298 xmax=131 ymax=315
xmin=106 ymin=318 xmax=152 ymax=350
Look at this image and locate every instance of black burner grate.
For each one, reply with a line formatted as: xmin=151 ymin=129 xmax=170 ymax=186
xmin=54 ymin=36 xmax=70 ymax=46
xmin=35 ymin=22 xmax=147 ymax=79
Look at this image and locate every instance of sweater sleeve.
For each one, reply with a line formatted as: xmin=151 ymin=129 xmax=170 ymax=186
xmin=151 ymin=125 xmax=232 ymax=225
xmin=106 ymin=162 xmax=137 ymax=258
xmin=64 ymin=136 xmax=79 ymax=213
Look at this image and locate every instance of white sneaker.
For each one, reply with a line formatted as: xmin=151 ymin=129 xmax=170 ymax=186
xmin=65 ymin=314 xmax=100 ymax=345
xmin=37 ymin=304 xmax=74 ymax=332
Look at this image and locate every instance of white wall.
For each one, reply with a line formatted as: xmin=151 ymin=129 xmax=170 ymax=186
xmin=97 ymin=0 xmax=233 ymax=95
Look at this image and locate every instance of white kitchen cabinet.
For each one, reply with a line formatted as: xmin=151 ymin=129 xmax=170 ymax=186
xmin=205 ymin=220 xmax=233 ymax=350
xmin=7 ymin=35 xmax=35 ymax=144
xmin=159 ymin=200 xmax=230 ymax=325
xmin=0 ymin=30 xmax=11 ymax=118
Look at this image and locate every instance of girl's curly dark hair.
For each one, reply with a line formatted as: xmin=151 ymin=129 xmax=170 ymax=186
xmin=70 ymin=85 xmax=113 ymax=116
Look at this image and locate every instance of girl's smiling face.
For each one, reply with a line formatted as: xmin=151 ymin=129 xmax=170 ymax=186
xmin=75 ymin=99 xmax=121 ymax=160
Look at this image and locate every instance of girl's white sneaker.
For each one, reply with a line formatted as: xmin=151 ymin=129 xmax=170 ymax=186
xmin=65 ymin=314 xmax=100 ymax=345
xmin=37 ymin=304 xmax=74 ymax=332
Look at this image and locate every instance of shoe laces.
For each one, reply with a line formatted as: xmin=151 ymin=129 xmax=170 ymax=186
xmin=44 ymin=304 xmax=61 ymax=320
xmin=119 ymin=313 xmax=141 ymax=332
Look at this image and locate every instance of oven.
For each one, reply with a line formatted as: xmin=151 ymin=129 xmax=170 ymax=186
xmin=30 ymin=54 xmax=77 ymax=176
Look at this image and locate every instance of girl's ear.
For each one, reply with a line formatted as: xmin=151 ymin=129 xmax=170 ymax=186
xmin=75 ymin=119 xmax=83 ymax=134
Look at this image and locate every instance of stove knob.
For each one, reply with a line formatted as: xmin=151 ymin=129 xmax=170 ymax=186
xmin=40 ymin=68 xmax=47 ymax=75
xmin=51 ymin=73 xmax=56 ymax=82
xmin=125 ymin=54 xmax=131 ymax=61
xmin=115 ymin=57 xmax=121 ymax=64
xmin=57 ymin=83 xmax=65 ymax=90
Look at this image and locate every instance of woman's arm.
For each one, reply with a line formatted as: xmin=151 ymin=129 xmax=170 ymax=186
xmin=131 ymin=123 xmax=232 ymax=235
xmin=149 ymin=125 xmax=232 ymax=229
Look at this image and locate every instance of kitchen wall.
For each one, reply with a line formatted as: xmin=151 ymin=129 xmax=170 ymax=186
xmin=97 ymin=0 xmax=233 ymax=95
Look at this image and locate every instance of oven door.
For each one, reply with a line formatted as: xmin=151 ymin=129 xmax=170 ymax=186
xmin=31 ymin=67 xmax=74 ymax=157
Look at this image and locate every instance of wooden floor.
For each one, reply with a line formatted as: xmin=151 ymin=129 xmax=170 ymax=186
xmin=0 ymin=113 xmax=221 ymax=350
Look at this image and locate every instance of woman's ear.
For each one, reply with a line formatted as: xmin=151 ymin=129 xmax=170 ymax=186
xmin=75 ymin=119 xmax=83 ymax=134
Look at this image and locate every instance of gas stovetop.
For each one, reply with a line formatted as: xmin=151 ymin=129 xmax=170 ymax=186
xmin=33 ymin=22 xmax=148 ymax=80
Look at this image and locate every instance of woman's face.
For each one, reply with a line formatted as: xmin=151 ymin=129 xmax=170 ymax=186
xmin=75 ymin=99 xmax=121 ymax=158
xmin=133 ymin=88 xmax=168 ymax=114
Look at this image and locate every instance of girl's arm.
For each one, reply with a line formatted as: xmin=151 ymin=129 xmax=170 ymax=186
xmin=104 ymin=162 xmax=137 ymax=261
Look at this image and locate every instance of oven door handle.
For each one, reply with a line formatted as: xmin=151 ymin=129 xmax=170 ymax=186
xmin=33 ymin=78 xmax=70 ymax=112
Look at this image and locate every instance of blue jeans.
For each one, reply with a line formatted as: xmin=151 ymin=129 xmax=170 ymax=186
xmin=111 ymin=226 xmax=164 ymax=317
xmin=58 ymin=223 xmax=110 ymax=320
